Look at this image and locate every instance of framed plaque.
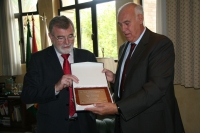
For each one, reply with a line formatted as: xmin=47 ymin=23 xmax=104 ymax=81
xmin=71 ymin=62 xmax=113 ymax=111
xmin=75 ymin=87 xmax=112 ymax=105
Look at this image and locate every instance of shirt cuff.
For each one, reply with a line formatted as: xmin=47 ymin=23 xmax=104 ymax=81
xmin=55 ymin=90 xmax=60 ymax=95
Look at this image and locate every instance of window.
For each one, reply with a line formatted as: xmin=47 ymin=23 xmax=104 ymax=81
xmin=59 ymin=0 xmax=117 ymax=58
xmin=11 ymin=0 xmax=40 ymax=63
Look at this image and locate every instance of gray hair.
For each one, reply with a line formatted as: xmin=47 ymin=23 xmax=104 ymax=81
xmin=118 ymin=2 xmax=144 ymax=19
xmin=135 ymin=4 xmax=143 ymax=16
xmin=49 ymin=15 xmax=74 ymax=34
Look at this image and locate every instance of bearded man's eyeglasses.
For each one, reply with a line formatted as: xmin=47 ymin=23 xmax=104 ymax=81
xmin=52 ymin=34 xmax=76 ymax=42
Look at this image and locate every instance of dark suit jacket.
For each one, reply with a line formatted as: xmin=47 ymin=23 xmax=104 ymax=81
xmin=21 ymin=46 xmax=97 ymax=133
xmin=114 ymin=28 xmax=184 ymax=133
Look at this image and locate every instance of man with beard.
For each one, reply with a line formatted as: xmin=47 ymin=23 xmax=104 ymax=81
xmin=21 ymin=16 xmax=97 ymax=133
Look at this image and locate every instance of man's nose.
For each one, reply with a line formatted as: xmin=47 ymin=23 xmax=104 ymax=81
xmin=121 ymin=24 xmax=127 ymax=32
xmin=63 ymin=38 xmax=69 ymax=43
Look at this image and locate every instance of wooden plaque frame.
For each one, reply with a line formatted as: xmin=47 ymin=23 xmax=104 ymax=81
xmin=74 ymin=87 xmax=112 ymax=105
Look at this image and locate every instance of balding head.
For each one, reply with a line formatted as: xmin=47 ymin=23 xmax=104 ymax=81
xmin=117 ymin=2 xmax=145 ymax=43
xmin=118 ymin=2 xmax=143 ymax=20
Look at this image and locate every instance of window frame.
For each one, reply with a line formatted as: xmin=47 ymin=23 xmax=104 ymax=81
xmin=14 ymin=0 xmax=39 ymax=63
xmin=59 ymin=0 xmax=115 ymax=57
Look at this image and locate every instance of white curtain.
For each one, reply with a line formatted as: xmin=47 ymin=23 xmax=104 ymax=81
xmin=166 ymin=0 xmax=200 ymax=89
xmin=156 ymin=0 xmax=200 ymax=89
xmin=0 ymin=0 xmax=22 ymax=76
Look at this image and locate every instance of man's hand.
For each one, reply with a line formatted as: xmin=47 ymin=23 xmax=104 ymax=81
xmin=102 ymin=69 xmax=115 ymax=83
xmin=84 ymin=103 xmax=118 ymax=115
xmin=55 ymin=74 xmax=79 ymax=91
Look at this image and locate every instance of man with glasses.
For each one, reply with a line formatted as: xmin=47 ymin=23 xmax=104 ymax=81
xmin=21 ymin=15 xmax=97 ymax=133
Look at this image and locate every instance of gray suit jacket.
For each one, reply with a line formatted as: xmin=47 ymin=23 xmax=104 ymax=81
xmin=114 ymin=28 xmax=184 ymax=133
xmin=21 ymin=46 xmax=97 ymax=133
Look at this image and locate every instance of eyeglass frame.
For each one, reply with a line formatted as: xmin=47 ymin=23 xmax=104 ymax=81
xmin=52 ymin=34 xmax=76 ymax=42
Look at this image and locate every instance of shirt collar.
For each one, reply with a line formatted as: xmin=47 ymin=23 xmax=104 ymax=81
xmin=134 ymin=27 xmax=146 ymax=45
xmin=54 ymin=46 xmax=74 ymax=63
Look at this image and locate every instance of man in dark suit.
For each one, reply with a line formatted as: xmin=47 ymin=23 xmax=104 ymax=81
xmin=85 ymin=2 xmax=184 ymax=133
xmin=21 ymin=16 xmax=97 ymax=133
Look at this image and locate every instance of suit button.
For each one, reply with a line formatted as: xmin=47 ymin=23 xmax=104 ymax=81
xmin=66 ymin=103 xmax=69 ymax=106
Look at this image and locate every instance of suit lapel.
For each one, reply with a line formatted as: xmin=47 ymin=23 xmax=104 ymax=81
xmin=73 ymin=48 xmax=80 ymax=63
xmin=115 ymin=42 xmax=129 ymax=78
xmin=117 ymin=42 xmax=129 ymax=71
xmin=46 ymin=46 xmax=63 ymax=77
xmin=125 ymin=29 xmax=150 ymax=81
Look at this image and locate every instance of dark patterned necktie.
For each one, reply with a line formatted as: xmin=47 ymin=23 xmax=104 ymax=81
xmin=120 ymin=43 xmax=136 ymax=96
xmin=61 ymin=54 xmax=75 ymax=116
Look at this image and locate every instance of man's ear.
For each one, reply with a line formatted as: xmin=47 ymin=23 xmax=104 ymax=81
xmin=138 ymin=14 xmax=144 ymax=24
xmin=48 ymin=33 xmax=53 ymax=43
